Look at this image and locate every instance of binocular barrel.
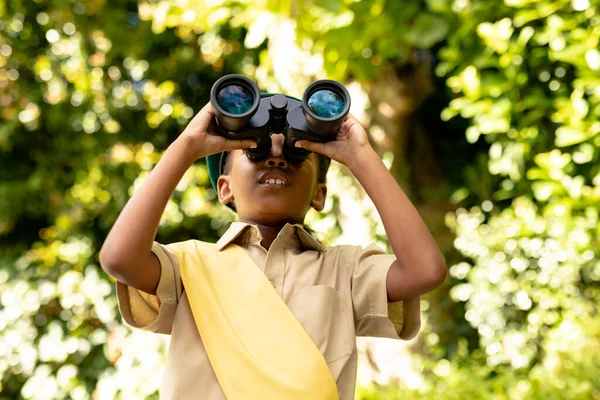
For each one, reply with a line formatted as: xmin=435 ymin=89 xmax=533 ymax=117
xmin=209 ymin=74 xmax=351 ymax=164
xmin=210 ymin=75 xmax=261 ymax=132
xmin=302 ymin=80 xmax=350 ymax=138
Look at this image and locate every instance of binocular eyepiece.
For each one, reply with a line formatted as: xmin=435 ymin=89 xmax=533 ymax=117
xmin=210 ymin=74 xmax=351 ymax=164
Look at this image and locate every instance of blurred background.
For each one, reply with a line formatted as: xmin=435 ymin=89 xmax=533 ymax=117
xmin=1 ymin=0 xmax=599 ymax=398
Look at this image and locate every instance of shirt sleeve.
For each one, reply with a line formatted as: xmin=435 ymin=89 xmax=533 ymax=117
xmin=350 ymin=243 xmax=421 ymax=340
xmin=115 ymin=241 xmax=183 ymax=335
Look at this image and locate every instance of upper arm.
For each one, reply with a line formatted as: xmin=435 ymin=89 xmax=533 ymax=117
xmin=386 ymin=259 xmax=446 ymax=302
xmin=100 ymin=251 xmax=162 ymax=296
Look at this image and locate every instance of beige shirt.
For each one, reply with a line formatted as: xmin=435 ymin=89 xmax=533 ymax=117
xmin=116 ymin=222 xmax=420 ymax=400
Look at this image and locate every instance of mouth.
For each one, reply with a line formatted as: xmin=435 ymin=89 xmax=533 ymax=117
xmin=258 ymin=170 xmax=290 ymax=188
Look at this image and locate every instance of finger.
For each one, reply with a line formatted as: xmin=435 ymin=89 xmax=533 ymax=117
xmin=341 ymin=117 xmax=362 ymax=134
xmin=342 ymin=112 xmax=357 ymax=123
xmin=222 ymin=139 xmax=257 ymax=151
xmin=190 ymin=102 xmax=215 ymax=127
xmin=201 ymin=101 xmax=215 ymax=117
xmin=206 ymin=118 xmax=221 ymax=136
xmin=342 ymin=114 xmax=359 ymax=128
xmin=295 ymin=140 xmax=328 ymax=155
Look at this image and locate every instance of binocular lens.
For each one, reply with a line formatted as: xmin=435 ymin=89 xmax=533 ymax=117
xmin=307 ymin=89 xmax=346 ymax=118
xmin=216 ymin=84 xmax=255 ymax=115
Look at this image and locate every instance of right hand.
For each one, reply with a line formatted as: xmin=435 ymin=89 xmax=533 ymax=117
xmin=179 ymin=102 xmax=257 ymax=159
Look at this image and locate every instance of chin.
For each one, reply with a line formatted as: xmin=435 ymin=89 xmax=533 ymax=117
xmin=247 ymin=205 xmax=306 ymax=226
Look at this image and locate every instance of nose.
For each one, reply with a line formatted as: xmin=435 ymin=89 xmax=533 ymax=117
xmin=265 ymin=133 xmax=288 ymax=169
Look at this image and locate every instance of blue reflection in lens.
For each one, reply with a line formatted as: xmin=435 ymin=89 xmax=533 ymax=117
xmin=217 ymin=84 xmax=254 ymax=115
xmin=307 ymin=89 xmax=345 ymax=118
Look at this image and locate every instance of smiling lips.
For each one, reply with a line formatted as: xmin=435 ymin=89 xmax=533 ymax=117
xmin=258 ymin=171 xmax=290 ymax=187
xmin=263 ymin=178 xmax=287 ymax=186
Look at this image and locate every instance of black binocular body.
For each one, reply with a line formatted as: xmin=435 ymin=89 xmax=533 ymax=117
xmin=210 ymin=75 xmax=351 ymax=164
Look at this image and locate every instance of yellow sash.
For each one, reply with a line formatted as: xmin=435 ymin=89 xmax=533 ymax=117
xmin=171 ymin=240 xmax=339 ymax=400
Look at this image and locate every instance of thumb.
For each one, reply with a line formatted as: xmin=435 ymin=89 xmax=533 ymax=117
xmin=295 ymin=140 xmax=327 ymax=155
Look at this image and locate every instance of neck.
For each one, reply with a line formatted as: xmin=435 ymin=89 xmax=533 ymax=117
xmin=238 ymin=219 xmax=298 ymax=250
xmin=256 ymin=224 xmax=281 ymax=250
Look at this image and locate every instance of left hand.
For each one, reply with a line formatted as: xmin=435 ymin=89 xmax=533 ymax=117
xmin=294 ymin=113 xmax=372 ymax=166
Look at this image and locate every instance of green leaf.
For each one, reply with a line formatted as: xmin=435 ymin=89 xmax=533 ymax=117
xmin=551 ymin=44 xmax=588 ymax=65
xmin=532 ymin=181 xmax=564 ymax=201
xmin=426 ymin=0 xmax=452 ymax=12
xmin=406 ymin=13 xmax=450 ymax=48
xmin=555 ymin=126 xmax=597 ymax=147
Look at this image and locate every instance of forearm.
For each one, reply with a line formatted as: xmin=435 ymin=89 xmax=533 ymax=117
xmin=348 ymin=147 xmax=447 ymax=291
xmin=100 ymin=136 xmax=197 ymax=269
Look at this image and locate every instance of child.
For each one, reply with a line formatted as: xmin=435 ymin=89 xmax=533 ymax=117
xmin=100 ymin=100 xmax=447 ymax=400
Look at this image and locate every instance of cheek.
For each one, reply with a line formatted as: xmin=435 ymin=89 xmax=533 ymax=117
xmin=301 ymin=157 xmax=319 ymax=182
xmin=233 ymin=177 xmax=255 ymax=198
xmin=293 ymin=168 xmax=318 ymax=199
xmin=229 ymin=156 xmax=256 ymax=191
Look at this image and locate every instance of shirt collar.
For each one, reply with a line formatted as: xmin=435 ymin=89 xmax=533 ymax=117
xmin=216 ymin=222 xmax=325 ymax=252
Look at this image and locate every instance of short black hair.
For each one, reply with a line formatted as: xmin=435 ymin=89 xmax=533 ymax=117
xmin=221 ymin=151 xmax=331 ymax=183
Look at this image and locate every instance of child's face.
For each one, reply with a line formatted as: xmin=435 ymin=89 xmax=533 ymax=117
xmin=217 ymin=133 xmax=327 ymax=226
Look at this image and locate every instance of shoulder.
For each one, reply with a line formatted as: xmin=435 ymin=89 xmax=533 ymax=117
xmin=160 ymin=239 xmax=218 ymax=257
xmin=322 ymin=242 xmax=388 ymax=260
xmin=321 ymin=243 xmax=360 ymax=256
xmin=320 ymin=243 xmax=368 ymax=271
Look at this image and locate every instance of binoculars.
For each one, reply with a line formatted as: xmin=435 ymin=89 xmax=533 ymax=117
xmin=210 ymin=74 xmax=351 ymax=164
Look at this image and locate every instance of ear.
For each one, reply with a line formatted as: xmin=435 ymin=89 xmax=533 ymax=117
xmin=310 ymin=183 xmax=327 ymax=212
xmin=217 ymin=175 xmax=234 ymax=205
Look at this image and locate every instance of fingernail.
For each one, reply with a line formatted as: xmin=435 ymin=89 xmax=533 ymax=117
xmin=295 ymin=141 xmax=302 ymax=148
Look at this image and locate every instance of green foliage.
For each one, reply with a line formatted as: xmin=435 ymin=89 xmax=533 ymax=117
xmin=358 ymin=316 xmax=600 ymax=400
xmin=2 ymin=0 xmax=599 ymax=398
xmin=138 ymin=0 xmax=451 ymax=84
xmin=438 ymin=0 xmax=600 ymax=375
